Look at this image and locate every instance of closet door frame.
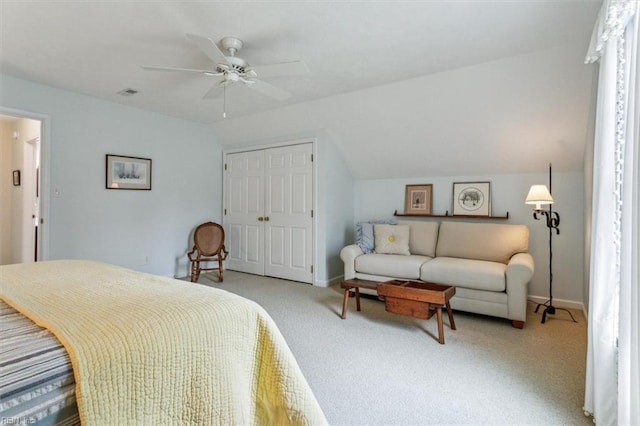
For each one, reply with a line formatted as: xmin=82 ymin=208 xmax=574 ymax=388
xmin=223 ymin=139 xmax=316 ymax=284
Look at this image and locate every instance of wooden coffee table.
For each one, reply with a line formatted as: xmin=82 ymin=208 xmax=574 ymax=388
xmin=340 ymin=278 xmax=456 ymax=344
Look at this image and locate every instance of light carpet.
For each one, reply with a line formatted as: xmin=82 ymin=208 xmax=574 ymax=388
xmin=190 ymin=271 xmax=589 ymax=426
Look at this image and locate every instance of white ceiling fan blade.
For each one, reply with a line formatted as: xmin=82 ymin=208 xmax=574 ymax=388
xmin=203 ymin=82 xmax=225 ymax=99
xmin=186 ymin=33 xmax=230 ymax=66
xmin=249 ymin=61 xmax=309 ymax=79
xmin=243 ymin=69 xmax=258 ymax=78
xmin=141 ymin=65 xmax=221 ymax=76
xmin=248 ymin=79 xmax=292 ymax=101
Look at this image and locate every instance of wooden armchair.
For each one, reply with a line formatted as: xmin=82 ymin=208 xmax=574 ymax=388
xmin=187 ymin=222 xmax=229 ymax=282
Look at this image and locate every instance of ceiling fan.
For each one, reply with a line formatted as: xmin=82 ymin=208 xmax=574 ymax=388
xmin=142 ymin=33 xmax=308 ymax=108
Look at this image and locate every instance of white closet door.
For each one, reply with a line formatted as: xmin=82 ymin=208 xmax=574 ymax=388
xmin=264 ymin=144 xmax=313 ymax=283
xmin=225 ymin=150 xmax=265 ymax=275
xmin=224 ymin=143 xmax=313 ymax=283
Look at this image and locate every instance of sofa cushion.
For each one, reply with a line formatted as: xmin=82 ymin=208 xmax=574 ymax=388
xmin=420 ymin=257 xmax=506 ymax=292
xmin=374 ymin=224 xmax=410 ymax=255
xmin=356 ymin=219 xmax=397 ymax=254
xmin=435 ymin=222 xmax=529 ymax=264
xmin=398 ymin=221 xmax=440 ymax=257
xmin=356 ymin=254 xmax=431 ymax=279
xmin=355 ymin=222 xmax=375 ymax=254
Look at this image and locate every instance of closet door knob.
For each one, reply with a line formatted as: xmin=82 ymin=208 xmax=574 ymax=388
xmin=264 ymin=217 xmax=270 ymax=222
xmin=258 ymin=217 xmax=264 ymax=221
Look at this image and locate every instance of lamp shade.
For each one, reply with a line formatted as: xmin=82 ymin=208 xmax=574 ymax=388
xmin=525 ymin=185 xmax=554 ymax=210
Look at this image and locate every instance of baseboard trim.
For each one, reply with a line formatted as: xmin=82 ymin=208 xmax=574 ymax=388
xmin=314 ymin=274 xmax=343 ymax=288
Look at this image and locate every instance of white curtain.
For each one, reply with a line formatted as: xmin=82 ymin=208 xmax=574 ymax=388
xmin=584 ymin=1 xmax=639 ymax=425
xmin=618 ymin=5 xmax=639 ymax=424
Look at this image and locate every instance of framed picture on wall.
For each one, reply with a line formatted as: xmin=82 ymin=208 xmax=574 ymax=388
xmin=452 ymin=181 xmax=491 ymax=216
xmin=106 ymin=154 xmax=152 ymax=190
xmin=12 ymin=170 xmax=20 ymax=186
xmin=404 ymin=184 xmax=433 ymax=215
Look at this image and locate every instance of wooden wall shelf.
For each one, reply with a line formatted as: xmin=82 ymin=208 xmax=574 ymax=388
xmin=393 ymin=210 xmax=509 ymax=220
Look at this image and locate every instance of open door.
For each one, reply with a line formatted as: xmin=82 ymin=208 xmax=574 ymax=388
xmin=0 ymin=114 xmax=43 ymax=264
xmin=23 ymin=137 xmax=40 ymax=262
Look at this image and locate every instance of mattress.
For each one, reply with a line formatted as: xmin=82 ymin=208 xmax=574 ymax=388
xmin=0 ymin=300 xmax=80 ymax=425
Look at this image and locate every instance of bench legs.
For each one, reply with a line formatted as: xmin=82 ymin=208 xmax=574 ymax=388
xmin=436 ymin=307 xmax=444 ymax=344
xmin=434 ymin=302 xmax=456 ymax=344
xmin=341 ymin=287 xmax=361 ymax=319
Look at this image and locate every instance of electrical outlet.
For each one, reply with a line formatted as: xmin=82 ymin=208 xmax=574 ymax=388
xmin=54 ymin=187 xmax=61 ymax=197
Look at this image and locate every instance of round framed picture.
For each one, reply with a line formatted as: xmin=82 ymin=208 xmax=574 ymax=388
xmin=452 ymin=182 xmax=491 ymax=216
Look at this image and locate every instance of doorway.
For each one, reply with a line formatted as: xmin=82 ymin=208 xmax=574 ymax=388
xmin=0 ymin=113 xmax=44 ymax=265
xmin=224 ymin=142 xmax=314 ymax=283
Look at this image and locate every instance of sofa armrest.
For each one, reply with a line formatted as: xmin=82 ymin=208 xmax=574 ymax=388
xmin=505 ymin=252 xmax=535 ymax=322
xmin=340 ymin=244 xmax=364 ymax=280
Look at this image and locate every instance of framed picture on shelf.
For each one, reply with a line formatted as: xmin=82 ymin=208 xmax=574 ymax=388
xmin=404 ymin=184 xmax=433 ymax=215
xmin=106 ymin=154 xmax=152 ymax=190
xmin=452 ymin=181 xmax=491 ymax=216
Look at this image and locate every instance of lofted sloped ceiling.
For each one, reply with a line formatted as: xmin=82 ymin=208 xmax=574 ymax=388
xmin=0 ymin=1 xmax=601 ymax=178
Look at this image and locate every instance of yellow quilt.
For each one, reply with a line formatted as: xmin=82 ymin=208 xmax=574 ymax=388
xmin=0 ymin=260 xmax=327 ymax=425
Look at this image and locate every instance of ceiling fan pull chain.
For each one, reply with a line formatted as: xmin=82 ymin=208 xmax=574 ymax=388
xmin=223 ymin=84 xmax=227 ymax=119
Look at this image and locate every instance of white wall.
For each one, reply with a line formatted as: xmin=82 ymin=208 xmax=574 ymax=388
xmin=315 ymin=132 xmax=354 ymax=285
xmin=0 ymin=75 xmax=222 ymax=277
xmin=354 ymin=171 xmax=585 ymax=306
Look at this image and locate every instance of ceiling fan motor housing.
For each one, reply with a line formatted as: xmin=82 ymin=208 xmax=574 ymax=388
xmin=219 ymin=56 xmax=249 ymax=74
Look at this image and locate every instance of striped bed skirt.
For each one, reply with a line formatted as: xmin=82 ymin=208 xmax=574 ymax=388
xmin=0 ymin=300 xmax=80 ymax=425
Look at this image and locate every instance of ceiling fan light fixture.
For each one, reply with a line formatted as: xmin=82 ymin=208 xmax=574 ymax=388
xmin=225 ymin=72 xmax=240 ymax=83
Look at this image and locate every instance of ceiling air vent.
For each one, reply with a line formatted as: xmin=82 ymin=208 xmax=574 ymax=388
xmin=117 ymin=88 xmax=138 ymax=96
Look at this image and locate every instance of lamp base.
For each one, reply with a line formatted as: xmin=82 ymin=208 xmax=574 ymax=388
xmin=534 ymin=300 xmax=578 ymax=324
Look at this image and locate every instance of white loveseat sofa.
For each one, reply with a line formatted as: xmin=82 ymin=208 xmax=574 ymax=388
xmin=340 ymin=221 xmax=535 ymax=328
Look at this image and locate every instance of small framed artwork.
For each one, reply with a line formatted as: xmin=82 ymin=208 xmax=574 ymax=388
xmin=404 ymin=184 xmax=433 ymax=215
xmin=453 ymin=182 xmax=491 ymax=216
xmin=106 ymin=154 xmax=152 ymax=190
xmin=12 ymin=170 xmax=20 ymax=186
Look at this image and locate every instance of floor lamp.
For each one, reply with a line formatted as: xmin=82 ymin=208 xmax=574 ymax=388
xmin=525 ymin=164 xmax=577 ymax=324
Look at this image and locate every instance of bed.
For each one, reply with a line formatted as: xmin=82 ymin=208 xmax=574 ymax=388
xmin=0 ymin=260 xmax=327 ymax=425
